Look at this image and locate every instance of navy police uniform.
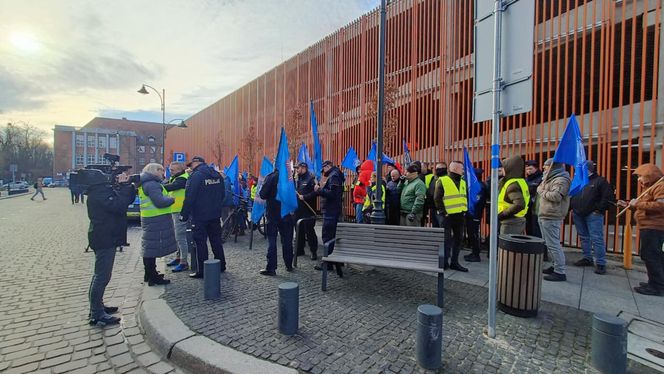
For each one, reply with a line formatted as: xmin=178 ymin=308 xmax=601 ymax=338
xmin=180 ymin=158 xmax=226 ymax=276
xmin=259 ymin=169 xmax=294 ymax=274
xmin=295 ymin=167 xmax=318 ymax=259
xmin=315 ymin=162 xmax=345 ymax=276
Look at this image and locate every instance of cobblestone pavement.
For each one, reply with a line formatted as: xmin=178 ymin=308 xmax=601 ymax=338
xmin=164 ymin=228 xmax=600 ymax=373
xmin=0 ymin=189 xmax=182 ymax=374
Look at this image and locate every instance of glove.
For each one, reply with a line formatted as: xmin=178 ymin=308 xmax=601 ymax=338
xmin=407 ymin=213 xmax=415 ymax=222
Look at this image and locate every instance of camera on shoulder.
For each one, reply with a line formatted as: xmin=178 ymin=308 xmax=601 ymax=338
xmin=69 ymin=153 xmax=140 ymax=190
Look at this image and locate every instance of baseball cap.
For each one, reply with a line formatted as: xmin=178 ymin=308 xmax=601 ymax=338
xmin=186 ymin=156 xmax=205 ymax=167
xmin=525 ymin=160 xmax=538 ymax=167
xmin=297 ymin=162 xmax=308 ymax=168
xmin=322 ymin=160 xmax=334 ymax=168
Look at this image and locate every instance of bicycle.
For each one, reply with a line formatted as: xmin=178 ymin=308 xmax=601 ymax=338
xmin=221 ymin=195 xmax=266 ymax=242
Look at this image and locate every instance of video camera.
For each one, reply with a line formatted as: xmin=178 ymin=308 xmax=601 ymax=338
xmin=69 ymin=153 xmax=140 ymax=189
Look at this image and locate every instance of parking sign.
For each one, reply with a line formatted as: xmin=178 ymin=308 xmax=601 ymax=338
xmin=173 ymin=152 xmax=186 ymax=162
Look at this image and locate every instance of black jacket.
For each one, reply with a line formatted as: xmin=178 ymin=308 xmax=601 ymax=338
xmin=86 ymin=183 xmax=136 ymax=250
xmin=317 ymin=166 xmax=345 ymax=217
xmin=296 ymin=171 xmax=317 ymax=217
xmin=259 ymin=170 xmax=281 ymax=222
xmin=181 ymin=163 xmax=225 ymax=222
xmin=526 ymin=170 xmax=543 ymax=208
xmin=163 ymin=171 xmax=188 ymax=192
xmin=570 ymin=173 xmax=614 ymax=217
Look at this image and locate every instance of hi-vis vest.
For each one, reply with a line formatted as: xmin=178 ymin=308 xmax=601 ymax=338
xmin=167 ymin=173 xmax=189 ymax=213
xmin=139 ymin=185 xmax=172 ymax=218
xmin=425 ymin=174 xmax=435 ymax=189
xmin=251 ymin=185 xmax=257 ymax=200
xmin=363 ymin=184 xmax=386 ymax=210
xmin=497 ymin=178 xmax=530 ymax=218
xmin=439 ymin=176 xmax=467 ymax=214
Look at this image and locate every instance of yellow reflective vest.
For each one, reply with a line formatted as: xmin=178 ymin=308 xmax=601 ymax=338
xmin=439 ymin=176 xmax=467 ymax=214
xmin=167 ymin=172 xmax=189 ymax=213
xmin=425 ymin=174 xmax=435 ymax=189
xmin=251 ymin=185 xmax=257 ymax=200
xmin=497 ymin=178 xmax=530 ymax=218
xmin=363 ymin=184 xmax=386 ymax=210
xmin=139 ymin=185 xmax=172 ymax=218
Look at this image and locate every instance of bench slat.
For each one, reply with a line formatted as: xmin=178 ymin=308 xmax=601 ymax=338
xmin=322 ymin=255 xmax=444 ymax=273
xmin=337 ymin=233 xmax=443 ymax=246
xmin=332 ymin=251 xmax=437 ymax=264
xmin=337 ymin=227 xmax=445 ymax=240
xmin=334 ymin=247 xmax=439 ymax=260
xmin=337 ymin=223 xmax=446 ymax=235
xmin=336 ymin=239 xmax=441 ymax=252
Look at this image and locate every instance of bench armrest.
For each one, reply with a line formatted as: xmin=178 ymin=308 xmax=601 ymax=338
xmin=323 ymin=238 xmax=337 ymax=257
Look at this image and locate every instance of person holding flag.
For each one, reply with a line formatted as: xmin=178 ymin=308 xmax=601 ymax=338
xmin=313 ymin=160 xmax=345 ymax=277
xmin=295 ymin=162 xmax=319 ymax=260
xmin=433 ymin=161 xmax=468 ymax=272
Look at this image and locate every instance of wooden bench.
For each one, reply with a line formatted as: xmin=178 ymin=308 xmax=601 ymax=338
xmin=321 ymin=223 xmax=446 ymax=307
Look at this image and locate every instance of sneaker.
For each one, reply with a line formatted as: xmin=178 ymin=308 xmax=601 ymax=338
xmin=89 ymin=315 xmax=121 ymax=327
xmin=594 ymin=265 xmax=606 ymax=275
xmin=166 ymin=258 xmax=180 ymax=267
xmin=464 ymin=254 xmax=481 ymax=262
xmin=634 ymin=285 xmax=663 ymax=296
xmin=544 ymin=272 xmax=567 ymax=282
xmin=172 ymin=263 xmax=189 ymax=273
xmin=542 ymin=266 xmax=554 ymax=275
xmin=574 ymin=258 xmax=594 ymax=267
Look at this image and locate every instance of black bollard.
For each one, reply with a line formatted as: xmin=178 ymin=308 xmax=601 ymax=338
xmin=416 ymin=304 xmax=442 ymax=370
xmin=204 ymin=259 xmax=221 ymax=300
xmin=186 ymin=226 xmax=198 ymax=273
xmin=591 ymin=314 xmax=627 ymax=374
xmin=278 ymin=282 xmax=299 ymax=335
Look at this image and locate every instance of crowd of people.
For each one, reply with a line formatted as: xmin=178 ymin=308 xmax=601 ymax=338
xmin=85 ymin=153 xmax=664 ymax=326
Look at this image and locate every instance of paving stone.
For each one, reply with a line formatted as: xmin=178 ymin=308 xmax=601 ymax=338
xmin=131 ymin=342 xmax=152 ymax=355
xmin=44 ymin=346 xmax=74 ymax=359
xmin=111 ymin=352 xmax=134 ymax=367
xmin=4 ymin=362 xmax=40 ymax=374
xmin=147 ymin=361 xmax=174 ymax=374
xmin=137 ymin=351 xmax=161 ymax=367
xmin=10 ymin=352 xmax=46 ymax=368
xmin=52 ymin=358 xmax=88 ymax=373
xmin=106 ymin=342 xmax=130 ymax=357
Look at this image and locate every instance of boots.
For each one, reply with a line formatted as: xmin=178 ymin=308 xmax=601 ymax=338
xmin=144 ymin=258 xmax=170 ymax=286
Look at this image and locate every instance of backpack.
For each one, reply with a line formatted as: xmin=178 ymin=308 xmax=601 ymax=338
xmin=33 ymin=183 xmax=38 ymax=189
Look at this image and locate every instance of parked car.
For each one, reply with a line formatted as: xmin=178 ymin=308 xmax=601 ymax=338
xmin=10 ymin=182 xmax=29 ymax=190
xmin=42 ymin=177 xmax=53 ymax=186
xmin=127 ymin=195 xmax=140 ymax=220
xmin=48 ymin=180 xmax=68 ymax=188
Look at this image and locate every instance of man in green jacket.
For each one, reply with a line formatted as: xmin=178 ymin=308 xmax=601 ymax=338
xmin=399 ymin=164 xmax=427 ymax=226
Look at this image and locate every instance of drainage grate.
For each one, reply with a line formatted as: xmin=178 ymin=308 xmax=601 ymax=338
xmin=646 ymin=348 xmax=664 ymax=360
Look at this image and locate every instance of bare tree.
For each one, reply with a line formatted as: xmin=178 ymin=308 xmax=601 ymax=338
xmin=241 ymin=123 xmax=262 ymax=173
xmin=368 ymin=79 xmax=399 ymax=154
xmin=0 ymin=122 xmax=53 ymax=180
xmin=209 ymin=130 xmax=226 ymax=167
xmin=285 ymin=105 xmax=308 ymax=162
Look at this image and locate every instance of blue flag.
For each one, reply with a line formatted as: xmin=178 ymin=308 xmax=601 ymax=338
xmin=251 ymin=156 xmax=274 ymax=223
xmin=165 ymin=164 xmax=171 ymax=179
xmin=310 ymin=101 xmax=323 ymax=178
xmin=552 ymin=114 xmax=589 ymax=197
xmin=297 ymin=143 xmax=314 ymax=170
xmin=367 ymin=141 xmax=395 ymax=165
xmin=226 ymin=155 xmax=240 ymax=205
xmin=341 ymin=146 xmax=360 ymax=171
xmin=403 ymin=140 xmax=413 ymax=166
xmin=463 ymin=147 xmax=483 ymax=217
xmin=275 ymin=128 xmax=298 ymax=217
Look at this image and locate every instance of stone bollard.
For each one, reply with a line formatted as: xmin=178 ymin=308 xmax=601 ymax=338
xmin=278 ymin=282 xmax=299 ymax=335
xmin=204 ymin=260 xmax=221 ymax=300
xmin=416 ymin=304 xmax=442 ymax=370
xmin=591 ymin=314 xmax=627 ymax=374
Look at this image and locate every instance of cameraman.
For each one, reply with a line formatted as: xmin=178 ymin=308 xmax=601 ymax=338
xmin=86 ymin=173 xmax=136 ymax=326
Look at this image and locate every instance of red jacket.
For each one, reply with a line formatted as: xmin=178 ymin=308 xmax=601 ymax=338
xmin=353 ymin=182 xmax=367 ymax=204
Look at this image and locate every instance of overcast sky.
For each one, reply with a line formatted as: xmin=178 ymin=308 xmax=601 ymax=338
xmin=0 ymin=0 xmax=379 ymax=133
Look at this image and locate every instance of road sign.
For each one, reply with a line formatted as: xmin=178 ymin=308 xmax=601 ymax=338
xmin=9 ymin=164 xmax=17 ymax=172
xmin=173 ymin=152 xmax=186 ymax=162
xmin=473 ymin=0 xmax=535 ymax=123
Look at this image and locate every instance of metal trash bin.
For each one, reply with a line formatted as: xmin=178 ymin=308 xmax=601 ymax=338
xmin=497 ymin=234 xmax=546 ymax=317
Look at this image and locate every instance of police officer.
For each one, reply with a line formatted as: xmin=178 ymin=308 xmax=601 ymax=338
xmin=434 ymin=161 xmax=468 ymax=272
xmin=313 ymin=160 xmax=344 ymax=277
xmin=258 ymin=168 xmax=294 ymax=276
xmin=164 ymin=161 xmax=190 ymax=272
xmin=295 ymin=162 xmax=319 ymax=260
xmin=179 ymin=156 xmax=227 ymax=278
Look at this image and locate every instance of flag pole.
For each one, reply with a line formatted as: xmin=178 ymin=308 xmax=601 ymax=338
xmin=487 ymin=0 xmax=504 ymax=339
xmin=371 ymin=0 xmax=387 ymax=225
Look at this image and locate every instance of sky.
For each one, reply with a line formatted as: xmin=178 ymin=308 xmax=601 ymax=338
xmin=0 ymin=0 xmax=380 ymax=134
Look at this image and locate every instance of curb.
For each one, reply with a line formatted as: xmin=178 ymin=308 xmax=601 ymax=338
xmin=0 ymin=192 xmax=31 ymax=200
xmin=138 ymin=285 xmax=297 ymax=374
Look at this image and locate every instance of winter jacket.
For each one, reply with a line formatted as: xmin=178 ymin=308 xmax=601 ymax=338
xmin=86 ymin=183 xmax=136 ymax=251
xmin=259 ymin=170 xmax=282 ymax=222
xmin=570 ymin=173 xmax=614 ymax=217
xmin=631 ymin=164 xmax=664 ymax=231
xmin=536 ymin=163 xmax=571 ymax=220
xmin=526 ymin=170 xmax=543 ymax=209
xmin=139 ymin=173 xmax=177 ymax=258
xmin=317 ymin=166 xmax=345 ymax=217
xmin=498 ymin=156 xmax=528 ymax=221
xmin=399 ymin=176 xmax=427 ymax=215
xmin=180 ymin=163 xmax=225 ymax=223
xmin=353 ymin=182 xmax=367 ymax=204
xmin=163 ymin=171 xmax=188 ymax=192
xmin=295 ymin=171 xmax=317 ymax=218
xmin=386 ymin=179 xmax=401 ymax=212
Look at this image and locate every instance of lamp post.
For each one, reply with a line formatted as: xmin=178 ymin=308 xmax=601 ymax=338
xmin=137 ymin=84 xmax=166 ymax=163
xmin=370 ymin=0 xmax=387 ymax=225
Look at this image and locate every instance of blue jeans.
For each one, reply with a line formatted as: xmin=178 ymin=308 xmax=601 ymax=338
xmin=573 ymin=212 xmax=606 ymax=266
xmin=266 ymin=215 xmax=294 ymax=271
xmin=355 ymin=203 xmax=364 ymax=223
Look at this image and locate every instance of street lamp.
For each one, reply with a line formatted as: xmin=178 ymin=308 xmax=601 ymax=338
xmin=137 ymin=84 xmax=166 ymax=163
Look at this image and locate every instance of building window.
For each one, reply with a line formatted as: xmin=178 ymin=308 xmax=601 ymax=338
xmin=138 ymin=145 xmax=145 ymax=153
xmin=150 ymin=146 xmax=157 ymax=154
xmin=75 ymin=154 xmax=84 ymax=165
xmin=98 ymin=137 xmax=107 ymax=149
xmin=149 ymin=158 xmax=156 ymax=163
xmin=87 ymin=154 xmax=96 ymax=164
xmin=76 ymin=135 xmax=84 ymax=147
xmin=147 ymin=136 xmax=156 ymax=143
xmin=139 ymin=158 xmax=145 ymax=166
xmin=87 ymin=135 xmax=95 ymax=145
xmin=109 ymin=136 xmax=118 ymax=149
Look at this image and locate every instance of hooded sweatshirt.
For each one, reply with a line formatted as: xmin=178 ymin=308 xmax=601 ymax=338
xmin=498 ymin=156 xmax=527 ymax=220
xmin=536 ymin=162 xmax=571 ymax=219
xmin=631 ymin=163 xmax=664 ymax=231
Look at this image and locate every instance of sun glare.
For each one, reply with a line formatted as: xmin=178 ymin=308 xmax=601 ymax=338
xmin=9 ymin=31 xmax=40 ymax=52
